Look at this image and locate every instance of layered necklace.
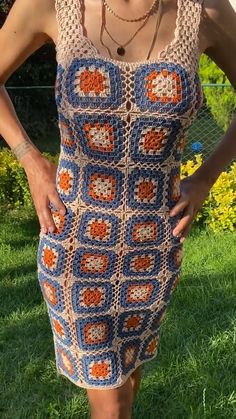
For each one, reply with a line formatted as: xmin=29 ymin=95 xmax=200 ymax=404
xmin=99 ymin=0 xmax=162 ymax=59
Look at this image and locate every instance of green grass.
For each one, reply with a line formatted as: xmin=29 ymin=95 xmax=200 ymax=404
xmin=0 ymin=207 xmax=235 ymax=419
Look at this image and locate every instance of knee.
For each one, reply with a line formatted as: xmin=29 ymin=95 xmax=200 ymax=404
xmin=87 ymin=380 xmax=133 ymax=419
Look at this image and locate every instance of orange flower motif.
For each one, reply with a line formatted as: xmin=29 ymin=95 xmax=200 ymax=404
xmin=138 ymin=180 xmax=155 ymax=200
xmin=147 ymin=337 xmax=158 ymax=353
xmin=91 ymin=362 xmax=109 ymax=378
xmin=127 ymin=284 xmax=153 ymax=302
xmin=79 ymin=70 xmax=106 ymax=95
xmin=133 ymin=222 xmax=157 ymax=243
xmin=81 ymin=253 xmax=109 ymax=274
xmin=59 ymin=171 xmax=72 ymax=192
xmin=90 ymin=220 xmax=108 ymax=240
xmin=126 ymin=315 xmax=141 ymax=329
xmin=85 ymin=123 xmax=114 ymax=152
xmin=144 ymin=130 xmax=165 ymax=151
xmin=42 ymin=248 xmax=56 ymax=268
xmin=59 ymin=350 xmax=75 ymax=375
xmin=83 ymin=288 xmax=102 ymax=306
xmin=53 ymin=319 xmax=64 ymax=337
xmin=134 ymin=256 xmax=151 ymax=271
xmin=42 ymin=281 xmax=57 ymax=305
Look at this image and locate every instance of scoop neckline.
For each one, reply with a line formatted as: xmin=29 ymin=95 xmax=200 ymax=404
xmin=56 ymin=0 xmax=182 ymax=69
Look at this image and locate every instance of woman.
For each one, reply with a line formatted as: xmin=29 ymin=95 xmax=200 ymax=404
xmin=0 ymin=0 xmax=236 ymax=418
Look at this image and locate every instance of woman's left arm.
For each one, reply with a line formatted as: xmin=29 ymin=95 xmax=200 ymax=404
xmin=171 ymin=0 xmax=236 ymax=242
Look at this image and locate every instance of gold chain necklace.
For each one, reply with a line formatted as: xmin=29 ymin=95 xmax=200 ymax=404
xmin=103 ymin=0 xmax=159 ymax=23
xmin=104 ymin=13 xmax=151 ymax=56
xmin=100 ymin=0 xmax=162 ymax=59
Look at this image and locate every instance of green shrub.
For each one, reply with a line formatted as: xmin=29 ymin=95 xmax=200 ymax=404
xmin=181 ymin=154 xmax=236 ymax=232
xmin=0 ymin=147 xmax=58 ymax=208
xmin=199 ymin=54 xmax=236 ymax=131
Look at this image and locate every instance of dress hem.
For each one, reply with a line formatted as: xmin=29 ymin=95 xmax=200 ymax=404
xmin=55 ymin=350 xmax=158 ymax=390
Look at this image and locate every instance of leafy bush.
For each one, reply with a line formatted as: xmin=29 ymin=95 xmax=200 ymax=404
xmin=0 ymin=148 xmax=58 ymax=208
xmin=199 ymin=55 xmax=236 ymax=131
xmin=181 ymin=154 xmax=236 ymax=232
xmin=0 ymin=148 xmax=235 ymax=232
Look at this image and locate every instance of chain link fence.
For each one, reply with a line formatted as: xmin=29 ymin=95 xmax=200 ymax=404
xmin=1 ymin=84 xmax=235 ymax=164
xmin=185 ymin=84 xmax=235 ymax=165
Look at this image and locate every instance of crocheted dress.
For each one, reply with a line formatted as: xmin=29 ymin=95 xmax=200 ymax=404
xmin=37 ymin=0 xmax=203 ymax=389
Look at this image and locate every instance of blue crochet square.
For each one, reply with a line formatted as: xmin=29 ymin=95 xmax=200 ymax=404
xmin=56 ymin=342 xmax=79 ymax=382
xmin=81 ymin=350 xmax=118 ymax=386
xmin=48 ymin=308 xmax=72 ymax=347
xmin=127 ymin=168 xmax=164 ymax=210
xmin=78 ymin=210 xmax=120 ymax=247
xmin=72 ymin=247 xmax=117 ymax=279
xmin=71 ymin=280 xmax=113 ymax=314
xmin=168 ymin=243 xmax=183 ymax=273
xmin=56 ymin=158 xmax=80 ymax=203
xmin=139 ymin=332 xmax=160 ymax=361
xmin=75 ymin=314 xmax=114 ymax=351
xmin=122 ymin=249 xmax=162 ymax=277
xmin=117 ymin=309 xmax=151 ymax=338
xmin=47 ymin=202 xmax=74 ymax=241
xmin=134 ymin=62 xmax=192 ymax=114
xmin=55 ymin=64 xmax=64 ymax=108
xmin=73 ymin=112 xmax=124 ymax=162
xmin=130 ymin=116 xmax=181 ymax=163
xmin=65 ymin=58 xmax=122 ymax=109
xmin=58 ymin=112 xmax=77 ymax=156
xmin=120 ymin=279 xmax=160 ymax=309
xmin=37 ymin=237 xmax=66 ymax=277
xmin=38 ymin=272 xmax=65 ymax=312
xmin=82 ymin=163 xmax=124 ymax=209
xmin=120 ymin=338 xmax=141 ymax=374
xmin=125 ymin=214 xmax=165 ymax=247
xmin=167 ymin=166 xmax=181 ymax=210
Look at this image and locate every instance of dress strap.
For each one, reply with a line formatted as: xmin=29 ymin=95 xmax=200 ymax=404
xmin=55 ymin=0 xmax=83 ymax=62
xmin=55 ymin=0 xmax=203 ymax=68
xmin=168 ymin=0 xmax=203 ymax=69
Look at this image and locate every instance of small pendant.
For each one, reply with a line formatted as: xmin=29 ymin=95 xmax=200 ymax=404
xmin=117 ymin=46 xmax=125 ymax=56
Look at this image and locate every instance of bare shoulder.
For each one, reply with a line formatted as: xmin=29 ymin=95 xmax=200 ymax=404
xmin=0 ymin=0 xmax=57 ymax=84
xmin=1 ymin=0 xmax=56 ymax=43
xmin=201 ymin=0 xmax=236 ymax=50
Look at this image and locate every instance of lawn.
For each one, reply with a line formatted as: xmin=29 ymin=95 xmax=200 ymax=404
xmin=0 ymin=207 xmax=235 ymax=419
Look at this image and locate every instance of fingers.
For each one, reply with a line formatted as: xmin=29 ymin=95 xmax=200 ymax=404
xmin=179 ymin=223 xmax=192 ymax=243
xmin=37 ymin=198 xmax=56 ymax=234
xmin=170 ymin=195 xmax=188 ymax=217
xmin=172 ymin=205 xmax=194 ymax=243
xmin=48 ymin=191 xmax=67 ymax=216
xmin=37 ymin=192 xmax=66 ymax=234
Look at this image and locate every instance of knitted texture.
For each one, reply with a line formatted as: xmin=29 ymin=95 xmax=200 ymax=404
xmin=37 ymin=0 xmax=203 ymax=389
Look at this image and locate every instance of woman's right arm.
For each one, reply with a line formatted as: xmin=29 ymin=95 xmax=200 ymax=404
xmin=0 ymin=0 xmax=66 ymax=233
